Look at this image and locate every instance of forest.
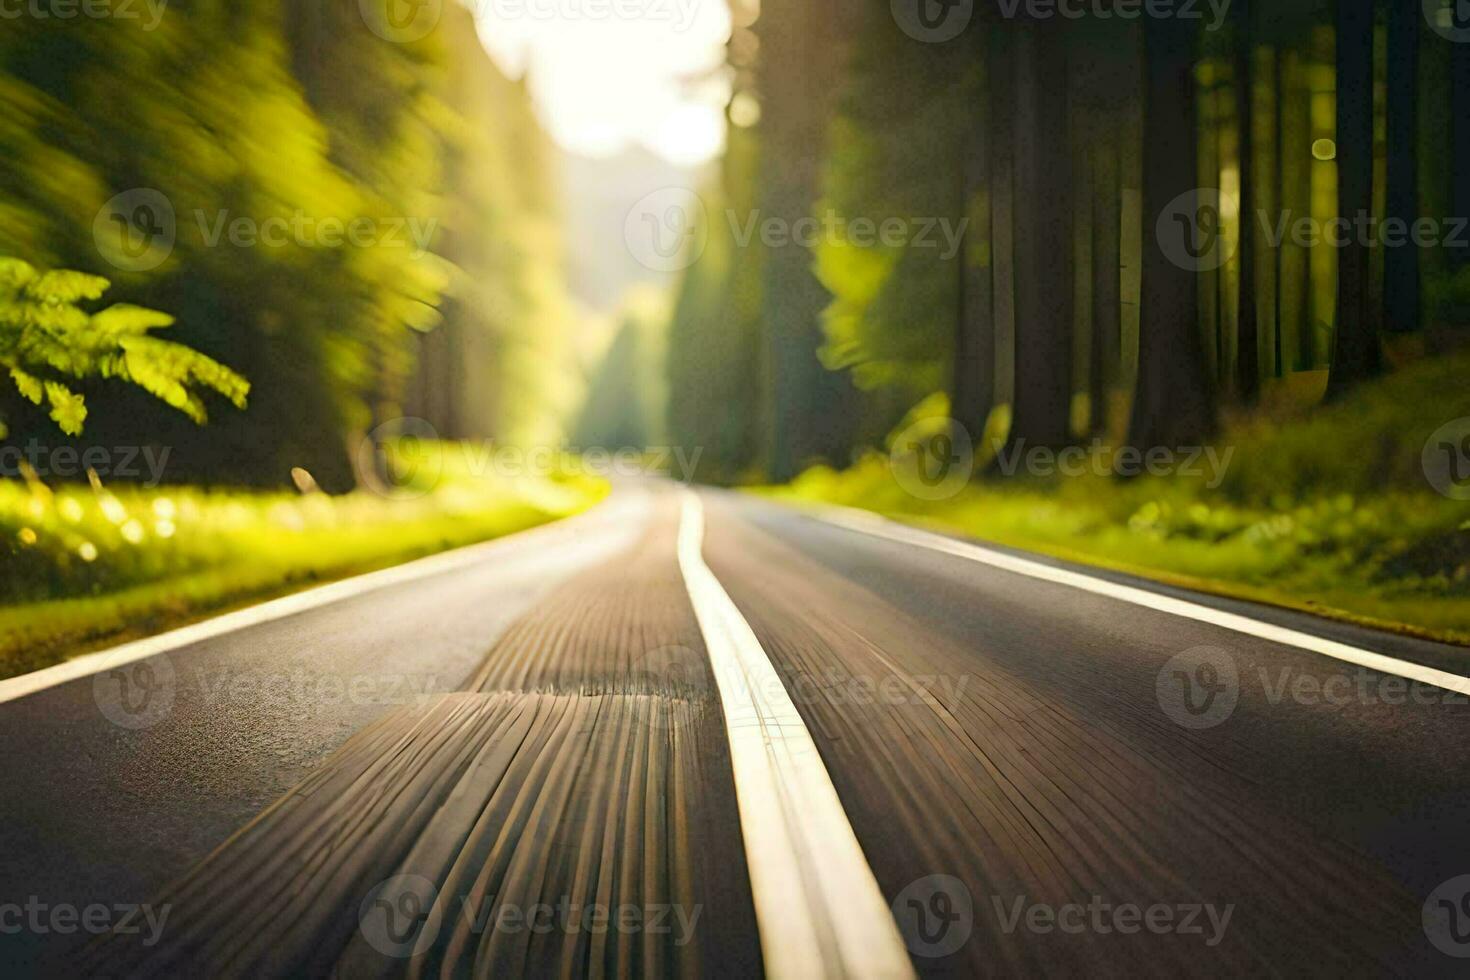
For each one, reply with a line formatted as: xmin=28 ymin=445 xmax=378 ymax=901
xmin=4 ymin=0 xmax=1470 ymax=670
xmin=1 ymin=0 xmax=573 ymax=491
xmin=663 ymin=0 xmax=1470 ymax=483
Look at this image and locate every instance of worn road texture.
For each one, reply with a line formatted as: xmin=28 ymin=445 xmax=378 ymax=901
xmin=2 ymin=485 xmax=1466 ymax=977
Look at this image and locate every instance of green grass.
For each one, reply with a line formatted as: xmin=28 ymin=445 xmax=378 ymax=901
xmin=0 ymin=447 xmax=608 ymax=679
xmin=765 ymin=354 xmax=1470 ymax=646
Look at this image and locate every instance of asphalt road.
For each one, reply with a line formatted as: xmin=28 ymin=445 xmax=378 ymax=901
xmin=2 ymin=484 xmax=1468 ymax=977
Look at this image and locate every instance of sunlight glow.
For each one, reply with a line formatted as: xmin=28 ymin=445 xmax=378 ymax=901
xmin=473 ymin=1 xmax=733 ymax=164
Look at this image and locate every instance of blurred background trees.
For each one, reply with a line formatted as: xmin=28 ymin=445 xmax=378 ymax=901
xmin=664 ymin=0 xmax=1470 ymax=482
xmin=0 ymin=0 xmax=569 ymax=490
xmin=4 ymin=0 xmax=1470 ymax=494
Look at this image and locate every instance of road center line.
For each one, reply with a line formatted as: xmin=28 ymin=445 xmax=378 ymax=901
xmin=677 ymin=492 xmax=915 ymax=980
xmin=815 ymin=505 xmax=1470 ymax=698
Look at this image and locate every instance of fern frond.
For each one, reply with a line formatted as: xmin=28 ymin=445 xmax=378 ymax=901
xmin=0 ymin=256 xmax=250 ymax=434
xmin=9 ymin=366 xmax=43 ymax=404
xmin=25 ymin=270 xmax=110 ymax=304
xmin=43 ymin=381 xmax=86 ymax=436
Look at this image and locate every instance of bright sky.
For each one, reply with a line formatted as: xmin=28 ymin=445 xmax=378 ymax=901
xmin=472 ymin=0 xmax=733 ymax=166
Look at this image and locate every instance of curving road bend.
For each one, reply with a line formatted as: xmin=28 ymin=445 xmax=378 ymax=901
xmin=2 ymin=483 xmax=1468 ymax=977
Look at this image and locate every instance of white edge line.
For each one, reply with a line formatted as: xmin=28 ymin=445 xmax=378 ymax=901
xmin=811 ymin=504 xmax=1470 ymax=698
xmin=0 ymin=496 xmax=635 ymax=706
xmin=677 ymin=490 xmax=916 ymax=980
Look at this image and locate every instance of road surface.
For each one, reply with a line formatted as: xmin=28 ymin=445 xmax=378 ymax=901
xmin=2 ymin=484 xmax=1468 ymax=977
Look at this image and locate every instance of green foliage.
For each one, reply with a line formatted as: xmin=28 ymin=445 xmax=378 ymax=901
xmin=0 ymin=257 xmax=247 ymax=436
xmin=0 ymin=450 xmax=607 ymax=678
xmin=814 ymin=24 xmax=979 ymax=401
xmin=770 ymin=355 xmax=1470 ymax=641
xmin=664 ymin=124 xmax=770 ymax=482
xmin=574 ymin=288 xmax=669 ymax=449
xmin=0 ymin=1 xmax=567 ymax=487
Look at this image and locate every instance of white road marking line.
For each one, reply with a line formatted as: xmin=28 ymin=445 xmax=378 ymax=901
xmin=815 ymin=505 xmax=1470 ymax=698
xmin=0 ymin=495 xmax=644 ymax=706
xmin=677 ymin=491 xmax=916 ymax=980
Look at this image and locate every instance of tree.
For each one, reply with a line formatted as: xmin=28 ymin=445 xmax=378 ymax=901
xmin=1452 ymin=5 xmax=1470 ymax=270
xmin=1007 ymin=21 xmax=1075 ymax=451
xmin=1128 ymin=18 xmax=1216 ymax=451
xmin=1234 ymin=0 xmax=1261 ymax=400
xmin=1382 ymin=0 xmax=1419 ymax=334
xmin=1325 ymin=0 xmax=1382 ymax=398
xmin=754 ymin=0 xmax=861 ymax=480
xmin=951 ymin=26 xmax=994 ymax=442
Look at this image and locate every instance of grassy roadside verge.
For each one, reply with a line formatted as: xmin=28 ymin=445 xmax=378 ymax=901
xmin=0 ymin=454 xmax=607 ymax=680
xmin=761 ymin=354 xmax=1470 ymax=648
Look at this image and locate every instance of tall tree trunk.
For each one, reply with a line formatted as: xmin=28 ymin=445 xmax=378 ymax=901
xmin=1234 ymin=0 xmax=1260 ymax=401
xmin=1090 ymin=122 xmax=1121 ymax=436
xmin=1326 ymin=0 xmax=1382 ymax=399
xmin=950 ymin=38 xmax=994 ymax=443
xmin=1129 ymin=18 xmax=1215 ymax=451
xmin=988 ymin=31 xmax=1018 ymax=419
xmin=756 ymin=0 xmax=858 ymax=480
xmin=1008 ymin=22 xmax=1074 ymax=452
xmin=1384 ymin=0 xmax=1419 ymax=331
xmin=1452 ymin=22 xmax=1470 ymax=269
